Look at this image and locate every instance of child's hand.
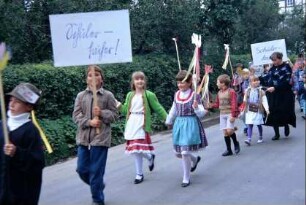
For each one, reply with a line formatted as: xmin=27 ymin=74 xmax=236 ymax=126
xmin=93 ymin=106 xmax=101 ymax=117
xmin=229 ymin=117 xmax=235 ymax=123
xmin=192 ymin=100 xmax=198 ymax=109
xmin=207 ymin=103 xmax=212 ymax=109
xmin=90 ymin=118 xmax=101 ymax=128
xmin=4 ymin=143 xmax=16 ymax=157
xmin=116 ymin=100 xmax=122 ymax=109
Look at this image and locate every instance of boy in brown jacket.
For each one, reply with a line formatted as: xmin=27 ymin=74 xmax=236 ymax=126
xmin=73 ymin=65 xmax=118 ymax=205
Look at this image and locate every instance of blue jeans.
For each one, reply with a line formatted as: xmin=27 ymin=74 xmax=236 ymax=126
xmin=77 ymin=145 xmax=108 ymax=203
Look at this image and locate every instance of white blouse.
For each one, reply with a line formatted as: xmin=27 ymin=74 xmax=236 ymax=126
xmin=124 ymin=93 xmax=146 ymax=140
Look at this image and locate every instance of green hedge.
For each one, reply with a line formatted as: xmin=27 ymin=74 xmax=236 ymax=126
xmin=3 ymin=54 xmax=181 ymax=118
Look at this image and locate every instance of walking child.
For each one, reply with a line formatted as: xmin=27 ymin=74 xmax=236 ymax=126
xmin=0 ymin=83 xmax=45 ymax=205
xmin=73 ymin=65 xmax=118 ymax=205
xmin=210 ymin=74 xmax=240 ymax=156
xmin=118 ymin=71 xmax=167 ymax=184
xmin=242 ymin=75 xmax=270 ymax=145
xmin=166 ymin=70 xmax=208 ymax=187
xmin=240 ymin=68 xmax=250 ymax=135
xmin=293 ymin=60 xmax=305 ymax=112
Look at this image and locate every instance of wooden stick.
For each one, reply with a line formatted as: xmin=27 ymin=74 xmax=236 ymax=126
xmin=0 ymin=72 xmax=9 ymax=144
xmin=90 ymin=66 xmax=100 ymax=134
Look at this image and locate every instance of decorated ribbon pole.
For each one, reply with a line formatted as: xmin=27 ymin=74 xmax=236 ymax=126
xmin=191 ymin=33 xmax=202 ymax=101
xmin=89 ymin=65 xmax=100 ymax=134
xmin=222 ymin=44 xmax=234 ymax=78
xmin=0 ymin=42 xmax=10 ymax=145
xmin=172 ymin=37 xmax=181 ymax=71
xmin=197 ymin=65 xmax=213 ymax=107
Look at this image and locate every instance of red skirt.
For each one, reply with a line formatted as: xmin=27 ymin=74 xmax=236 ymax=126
xmin=125 ymin=133 xmax=154 ymax=154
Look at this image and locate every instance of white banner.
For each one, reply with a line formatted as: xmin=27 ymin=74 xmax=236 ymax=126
xmin=251 ymin=39 xmax=288 ymax=65
xmin=49 ymin=10 xmax=132 ymax=67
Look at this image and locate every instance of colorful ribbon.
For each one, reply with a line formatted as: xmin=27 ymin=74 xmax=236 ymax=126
xmin=31 ymin=110 xmax=53 ymax=153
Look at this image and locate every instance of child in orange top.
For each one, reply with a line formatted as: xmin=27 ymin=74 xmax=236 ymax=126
xmin=210 ymin=74 xmax=240 ymax=156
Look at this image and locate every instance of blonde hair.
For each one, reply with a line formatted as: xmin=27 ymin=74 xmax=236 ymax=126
xmin=130 ymin=71 xmax=147 ymax=90
xmin=249 ymin=75 xmax=260 ymax=82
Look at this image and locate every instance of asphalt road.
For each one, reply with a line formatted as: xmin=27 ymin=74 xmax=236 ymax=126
xmin=39 ymin=109 xmax=305 ymax=205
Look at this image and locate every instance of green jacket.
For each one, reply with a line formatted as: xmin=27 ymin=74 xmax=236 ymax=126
xmin=120 ymin=90 xmax=167 ymax=133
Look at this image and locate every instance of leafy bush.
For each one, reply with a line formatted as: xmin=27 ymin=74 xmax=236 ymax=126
xmin=3 ymin=54 xmax=180 ymax=119
xmin=40 ymin=116 xmax=77 ymax=165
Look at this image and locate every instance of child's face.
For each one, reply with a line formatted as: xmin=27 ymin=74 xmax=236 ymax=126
xmin=133 ymin=77 xmax=145 ymax=90
xmin=216 ymin=80 xmax=225 ymax=90
xmin=9 ymin=97 xmax=32 ymax=116
xmin=242 ymin=73 xmax=249 ymax=80
xmin=87 ymin=71 xmax=103 ymax=89
xmin=251 ymin=79 xmax=260 ymax=88
xmin=177 ymin=80 xmax=191 ymax=91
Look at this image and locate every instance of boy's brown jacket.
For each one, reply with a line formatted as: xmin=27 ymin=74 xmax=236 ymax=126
xmin=73 ymin=87 xmax=118 ymax=147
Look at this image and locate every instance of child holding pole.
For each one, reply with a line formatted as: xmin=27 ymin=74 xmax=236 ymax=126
xmin=72 ymin=65 xmax=118 ymax=205
xmin=0 ymin=83 xmax=45 ymax=205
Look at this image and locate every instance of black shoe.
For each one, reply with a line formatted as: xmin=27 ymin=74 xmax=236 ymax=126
xmin=181 ymin=181 xmax=190 ymax=187
xmin=148 ymin=154 xmax=155 ymax=171
xmin=92 ymin=202 xmax=105 ymax=205
xmin=284 ymin=125 xmax=290 ymax=137
xmin=272 ymin=135 xmax=280 ymax=140
xmin=234 ymin=142 xmax=240 ymax=154
xmin=134 ymin=175 xmax=144 ymax=184
xmin=190 ymin=156 xmax=201 ymax=172
xmin=222 ymin=150 xmax=233 ymax=156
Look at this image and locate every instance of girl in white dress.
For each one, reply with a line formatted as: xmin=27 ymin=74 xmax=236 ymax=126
xmin=118 ymin=71 xmax=167 ymax=184
xmin=242 ymin=75 xmax=270 ymax=145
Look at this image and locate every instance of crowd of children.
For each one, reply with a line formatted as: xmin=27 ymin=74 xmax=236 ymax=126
xmin=0 ymin=51 xmax=303 ymax=205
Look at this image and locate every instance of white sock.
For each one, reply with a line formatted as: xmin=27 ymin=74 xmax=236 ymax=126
xmin=141 ymin=153 xmax=152 ymax=162
xmin=132 ymin=153 xmax=143 ymax=176
xmin=190 ymin=154 xmax=197 ymax=166
xmin=182 ymin=154 xmax=191 ymax=183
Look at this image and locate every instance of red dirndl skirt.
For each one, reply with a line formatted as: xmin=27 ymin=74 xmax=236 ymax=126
xmin=125 ymin=133 xmax=154 ymax=154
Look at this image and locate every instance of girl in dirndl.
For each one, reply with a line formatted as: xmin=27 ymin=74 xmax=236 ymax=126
xmin=118 ymin=71 xmax=167 ymax=184
xmin=242 ymin=75 xmax=270 ymax=146
xmin=166 ymin=70 xmax=208 ymax=188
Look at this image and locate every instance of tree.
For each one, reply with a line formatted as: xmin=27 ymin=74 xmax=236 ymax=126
xmin=130 ymin=0 xmax=204 ymax=56
xmin=201 ymin=0 xmax=244 ymax=45
xmin=232 ymin=0 xmax=282 ymax=54
xmin=275 ymin=6 xmax=305 ymax=55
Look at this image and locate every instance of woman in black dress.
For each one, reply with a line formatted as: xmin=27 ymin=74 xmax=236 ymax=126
xmin=259 ymin=52 xmax=296 ymax=140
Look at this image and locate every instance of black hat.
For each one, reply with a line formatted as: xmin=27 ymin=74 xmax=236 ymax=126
xmin=7 ymin=83 xmax=41 ymax=105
